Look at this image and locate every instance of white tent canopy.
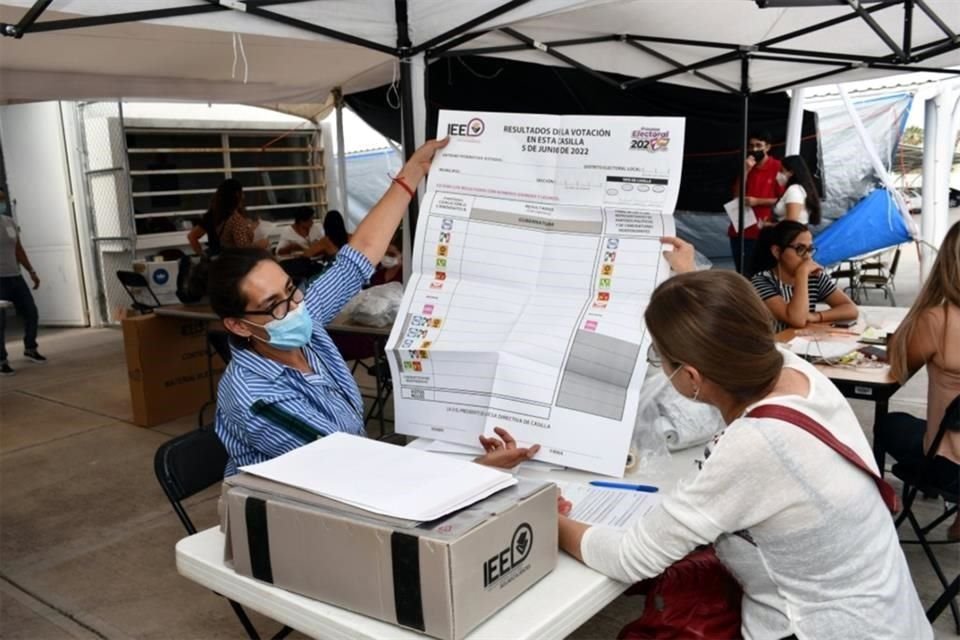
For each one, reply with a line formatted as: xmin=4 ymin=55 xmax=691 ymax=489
xmin=1 ymin=0 xmax=958 ymax=105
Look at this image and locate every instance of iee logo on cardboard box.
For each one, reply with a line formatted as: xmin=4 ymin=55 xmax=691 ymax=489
xmin=482 ymin=523 xmax=533 ymax=588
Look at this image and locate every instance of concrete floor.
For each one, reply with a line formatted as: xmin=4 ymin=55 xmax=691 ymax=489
xmin=1 ymin=285 xmax=958 ymax=638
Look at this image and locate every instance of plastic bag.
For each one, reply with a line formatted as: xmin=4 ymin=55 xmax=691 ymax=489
xmin=634 ymin=368 xmax=725 ymax=457
xmin=341 ymin=282 xmax=403 ymax=327
xmin=629 ymin=369 xmax=673 ymax=472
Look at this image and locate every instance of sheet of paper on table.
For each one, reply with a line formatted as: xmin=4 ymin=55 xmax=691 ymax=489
xmin=557 ymin=481 xmax=661 ymax=530
xmin=723 ymin=198 xmax=757 ymax=232
xmin=239 ymin=433 xmax=516 ymax=521
xmin=387 ymin=110 xmax=686 ymax=476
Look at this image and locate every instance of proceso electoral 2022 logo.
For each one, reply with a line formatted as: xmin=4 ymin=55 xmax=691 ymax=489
xmin=482 ymin=523 xmax=533 ymax=588
xmin=630 ymin=127 xmax=670 ymax=152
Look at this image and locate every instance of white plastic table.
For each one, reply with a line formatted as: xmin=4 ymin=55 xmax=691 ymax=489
xmin=176 ymin=447 xmax=700 ymax=640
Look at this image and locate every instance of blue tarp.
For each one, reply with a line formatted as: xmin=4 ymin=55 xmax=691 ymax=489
xmin=814 ymin=188 xmax=912 ymax=266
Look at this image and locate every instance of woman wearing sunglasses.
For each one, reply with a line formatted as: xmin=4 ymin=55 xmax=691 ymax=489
xmin=750 ymin=221 xmax=857 ymax=332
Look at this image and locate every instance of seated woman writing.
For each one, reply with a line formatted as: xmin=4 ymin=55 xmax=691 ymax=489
xmin=209 ymin=139 xmax=536 ymax=476
xmin=548 ymin=241 xmax=931 ymax=639
xmin=750 ymin=220 xmax=857 ymax=332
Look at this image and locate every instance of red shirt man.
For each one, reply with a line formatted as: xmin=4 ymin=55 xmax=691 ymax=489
xmin=728 ymin=132 xmax=784 ymax=274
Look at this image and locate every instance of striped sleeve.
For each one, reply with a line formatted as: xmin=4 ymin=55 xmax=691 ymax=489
xmin=229 ymin=396 xmax=350 ymax=465
xmin=304 ymin=245 xmax=375 ymax=326
xmin=751 ymin=272 xmax=782 ymax=301
xmin=813 ymin=271 xmax=837 ymax=302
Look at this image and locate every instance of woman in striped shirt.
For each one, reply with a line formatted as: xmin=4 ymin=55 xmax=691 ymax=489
xmin=750 ymin=221 xmax=858 ymax=332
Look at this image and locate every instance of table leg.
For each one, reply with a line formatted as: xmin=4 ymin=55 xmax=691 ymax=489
xmin=873 ymin=398 xmax=890 ymax=475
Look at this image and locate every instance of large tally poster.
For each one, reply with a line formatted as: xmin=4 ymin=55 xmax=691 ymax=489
xmin=387 ymin=111 xmax=685 ymax=476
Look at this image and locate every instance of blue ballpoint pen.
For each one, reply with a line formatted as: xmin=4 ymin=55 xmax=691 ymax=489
xmin=589 ymin=480 xmax=659 ymax=493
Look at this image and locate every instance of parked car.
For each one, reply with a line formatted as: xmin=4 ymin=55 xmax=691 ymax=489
xmin=898 ymin=188 xmax=922 ymax=213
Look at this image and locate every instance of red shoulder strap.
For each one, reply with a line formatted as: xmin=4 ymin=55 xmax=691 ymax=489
xmin=747 ymin=404 xmax=899 ymax=514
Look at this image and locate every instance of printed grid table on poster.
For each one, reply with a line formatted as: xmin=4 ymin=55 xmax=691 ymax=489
xmin=388 ymin=111 xmax=685 ymax=476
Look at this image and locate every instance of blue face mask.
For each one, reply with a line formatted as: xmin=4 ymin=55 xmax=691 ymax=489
xmin=0 ymin=202 xmax=8 ymax=216
xmin=252 ymin=303 xmax=312 ymax=350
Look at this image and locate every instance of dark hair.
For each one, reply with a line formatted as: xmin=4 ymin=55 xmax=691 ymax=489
xmin=207 ymin=179 xmax=244 ymax=227
xmin=748 ymin=129 xmax=774 ymax=144
xmin=751 ymin=220 xmax=810 ymax=274
xmin=293 ymin=206 xmax=315 ymax=224
xmin=645 ymin=270 xmax=781 ymax=404
xmin=208 ymin=248 xmax=274 ymax=318
xmin=323 ymin=210 xmax=349 ymax=249
xmin=780 ymin=155 xmax=822 ymax=225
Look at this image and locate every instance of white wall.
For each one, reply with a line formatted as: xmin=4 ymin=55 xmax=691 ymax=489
xmin=0 ymin=102 xmax=87 ymax=326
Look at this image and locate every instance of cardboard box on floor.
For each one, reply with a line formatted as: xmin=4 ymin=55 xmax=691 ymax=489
xmin=220 ymin=473 xmax=558 ymax=640
xmin=122 ymin=313 xmax=225 ymax=427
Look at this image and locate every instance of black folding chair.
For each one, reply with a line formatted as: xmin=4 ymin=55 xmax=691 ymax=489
xmin=154 ymin=428 xmax=293 ymax=640
xmin=893 ymin=395 xmax=960 ymax=633
xmin=116 ymin=270 xmax=162 ymax=314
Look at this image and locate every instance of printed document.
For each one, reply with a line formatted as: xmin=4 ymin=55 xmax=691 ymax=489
xmin=557 ymin=481 xmax=661 ymax=530
xmin=388 ymin=111 xmax=685 ymax=476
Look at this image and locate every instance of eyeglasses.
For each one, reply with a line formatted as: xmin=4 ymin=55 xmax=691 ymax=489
xmin=785 ymin=243 xmax=817 ymax=258
xmin=243 ymin=279 xmax=306 ymax=321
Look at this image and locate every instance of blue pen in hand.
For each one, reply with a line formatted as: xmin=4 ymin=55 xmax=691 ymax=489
xmin=590 ymin=480 xmax=659 ymax=493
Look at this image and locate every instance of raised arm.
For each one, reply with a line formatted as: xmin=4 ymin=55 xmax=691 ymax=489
xmin=349 ymin=138 xmax=448 ymax=265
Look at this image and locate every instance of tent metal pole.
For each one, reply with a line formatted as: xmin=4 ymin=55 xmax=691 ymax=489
xmin=750 ymin=53 xmax=850 ymax=65
xmin=868 ymin=61 xmax=960 ymax=74
xmin=756 ymin=0 xmax=900 ymax=48
xmin=333 ymin=88 xmax=349 ymax=224
xmin=920 ymin=97 xmax=938 ymax=279
xmin=622 ymin=51 xmax=741 ymax=91
xmin=432 ymin=35 xmax=618 ymax=59
xmin=844 ymin=0 xmax=906 ymax=60
xmin=1 ymin=0 xmax=51 ymax=38
xmin=8 ymin=4 xmax=224 ymax=34
xmin=410 ymin=0 xmax=536 ymax=56
xmin=755 ymin=65 xmax=856 ymax=95
xmin=903 ymin=0 xmax=914 ymax=58
xmin=3 ymin=0 xmax=314 ymax=36
xmin=760 ymin=45 xmax=885 ymax=62
xmin=913 ymin=0 xmax=956 ymax=40
xmin=396 ymin=0 xmax=421 ymax=243
xmin=243 ymin=4 xmax=398 ymax=55
xmin=738 ymin=55 xmax=750 ymax=276
xmin=499 ymin=28 xmax=623 ymax=89
xmin=624 ymin=40 xmax=738 ymax=94
xmin=624 ymin=34 xmax=739 ymax=50
xmin=785 ymin=88 xmax=805 ymax=156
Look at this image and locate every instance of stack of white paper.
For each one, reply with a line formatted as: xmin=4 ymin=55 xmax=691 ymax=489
xmin=239 ymin=433 xmax=517 ymax=521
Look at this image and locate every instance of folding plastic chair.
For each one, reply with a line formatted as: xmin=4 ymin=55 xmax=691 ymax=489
xmin=154 ymin=428 xmax=293 ymax=640
xmin=857 ymin=247 xmax=901 ymax=307
xmin=893 ymin=395 xmax=960 ymax=633
xmin=116 ymin=270 xmax=162 ymax=314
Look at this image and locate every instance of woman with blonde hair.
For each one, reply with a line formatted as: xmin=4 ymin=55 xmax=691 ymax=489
xmin=552 ymin=250 xmax=930 ymax=639
xmin=876 ymin=220 xmax=960 ymax=539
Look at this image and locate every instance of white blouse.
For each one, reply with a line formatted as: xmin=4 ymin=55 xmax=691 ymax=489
xmin=580 ymin=350 xmax=931 ymax=640
xmin=773 ymin=184 xmax=808 ymax=224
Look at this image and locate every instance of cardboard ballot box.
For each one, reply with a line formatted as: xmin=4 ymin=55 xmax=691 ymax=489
xmin=220 ymin=473 xmax=558 ymax=640
xmin=122 ymin=314 xmax=224 ymax=427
